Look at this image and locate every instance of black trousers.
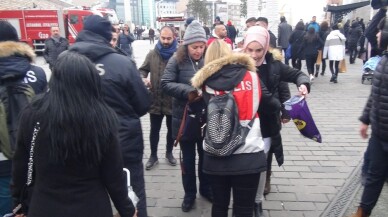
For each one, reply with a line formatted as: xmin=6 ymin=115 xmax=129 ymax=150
xmin=180 ymin=139 xmax=211 ymax=201
xmin=149 ymin=114 xmax=173 ymax=156
xmin=208 ymin=173 xmax=261 ymax=217
xmin=123 ymin=161 xmax=147 ymax=217
xmin=291 ymin=58 xmax=302 ymax=70
xmin=360 ymin=135 xmax=388 ymax=214
xmin=329 ymin=60 xmax=340 ymax=76
xmin=305 ymin=54 xmax=318 ymax=75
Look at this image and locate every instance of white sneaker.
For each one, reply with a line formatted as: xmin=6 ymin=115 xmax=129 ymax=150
xmin=310 ymin=74 xmax=314 ymax=81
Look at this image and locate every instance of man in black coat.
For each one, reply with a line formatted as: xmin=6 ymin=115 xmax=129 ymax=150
xmin=68 ymin=15 xmax=150 ymax=217
xmin=43 ymin=26 xmax=69 ymax=71
xmin=256 ymin=17 xmax=277 ymax=48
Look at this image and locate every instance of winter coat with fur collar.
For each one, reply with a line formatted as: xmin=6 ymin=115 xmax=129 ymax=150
xmin=191 ymin=53 xmax=266 ymax=175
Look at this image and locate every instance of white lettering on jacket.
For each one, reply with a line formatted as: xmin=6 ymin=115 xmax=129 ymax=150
xmin=24 ymin=71 xmax=37 ymax=83
xmin=96 ymin=64 xmax=105 ymax=76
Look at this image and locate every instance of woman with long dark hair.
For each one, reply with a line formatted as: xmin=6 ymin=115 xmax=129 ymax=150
xmin=289 ymin=21 xmax=306 ymax=70
xmin=12 ymin=52 xmax=136 ymax=217
xmin=161 ymin=20 xmax=212 ymax=212
xmin=302 ymin=27 xmax=323 ymax=81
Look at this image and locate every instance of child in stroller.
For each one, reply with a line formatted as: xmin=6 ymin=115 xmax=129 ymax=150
xmin=362 ymin=56 xmax=381 ymax=84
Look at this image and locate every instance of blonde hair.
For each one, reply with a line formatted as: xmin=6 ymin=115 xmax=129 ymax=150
xmin=204 ymin=40 xmax=232 ymax=65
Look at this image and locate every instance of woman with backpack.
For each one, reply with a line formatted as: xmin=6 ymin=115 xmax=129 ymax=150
xmin=11 ymin=52 xmax=137 ymax=217
xmin=161 ymin=20 xmax=212 ymax=212
xmin=242 ymin=26 xmax=310 ymax=217
xmin=191 ymin=39 xmax=268 ymax=217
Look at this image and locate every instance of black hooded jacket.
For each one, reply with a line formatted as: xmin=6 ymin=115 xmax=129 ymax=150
xmin=0 ymin=41 xmax=47 ymax=176
xmin=69 ymin=30 xmax=150 ymax=162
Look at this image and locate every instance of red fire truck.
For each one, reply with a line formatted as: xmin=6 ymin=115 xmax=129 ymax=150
xmin=0 ymin=8 xmax=117 ymax=52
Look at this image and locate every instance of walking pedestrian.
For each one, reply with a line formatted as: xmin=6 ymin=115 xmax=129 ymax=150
xmin=323 ymin=23 xmax=346 ymax=83
xmin=43 ymin=26 xmax=69 ymax=71
xmin=316 ymin=21 xmax=331 ymax=76
xmin=302 ymin=27 xmax=323 ymax=81
xmin=348 ymin=16 xmax=388 ymax=217
xmin=139 ymin=26 xmax=178 ymax=170
xmin=0 ymin=20 xmax=47 ymax=217
xmin=148 ymin=28 xmax=155 ymax=44
xmin=347 ymin=20 xmax=363 ymax=64
xmin=278 ymin=16 xmax=293 ymax=64
xmin=68 ymin=15 xmax=150 ymax=217
xmin=161 ymin=20 xmax=212 ymax=212
xmin=242 ymin=26 xmax=310 ymax=217
xmin=289 ymin=21 xmax=306 ymax=70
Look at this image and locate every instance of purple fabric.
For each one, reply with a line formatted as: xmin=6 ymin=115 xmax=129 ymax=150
xmin=284 ymin=96 xmax=322 ymax=143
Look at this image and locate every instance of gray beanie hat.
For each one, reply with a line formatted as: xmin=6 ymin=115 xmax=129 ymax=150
xmin=183 ymin=20 xmax=207 ymax=45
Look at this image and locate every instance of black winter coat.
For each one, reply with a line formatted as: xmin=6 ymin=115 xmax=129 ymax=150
xmin=161 ymin=55 xmax=203 ymax=140
xmin=12 ymin=106 xmax=135 ymax=217
xmin=347 ymin=22 xmax=363 ymax=48
xmin=258 ymin=51 xmax=310 ymax=137
xmin=43 ymin=37 xmax=69 ymax=67
xmin=359 ymin=53 xmax=388 ymax=142
xmin=289 ymin=30 xmax=306 ymax=59
xmin=69 ymin=30 xmax=150 ymax=163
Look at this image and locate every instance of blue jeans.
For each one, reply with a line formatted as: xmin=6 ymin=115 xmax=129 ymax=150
xmin=360 ymin=136 xmax=388 ymax=214
xmin=0 ymin=176 xmax=12 ymax=216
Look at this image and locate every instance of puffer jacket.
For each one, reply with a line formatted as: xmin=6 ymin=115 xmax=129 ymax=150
xmin=323 ymin=30 xmax=346 ymax=61
xmin=347 ymin=21 xmax=363 ymax=48
xmin=191 ymin=53 xmax=266 ymax=175
xmin=139 ymin=48 xmax=172 ymax=115
xmin=359 ymin=53 xmax=388 ymax=142
xmin=161 ymin=55 xmax=202 ymax=140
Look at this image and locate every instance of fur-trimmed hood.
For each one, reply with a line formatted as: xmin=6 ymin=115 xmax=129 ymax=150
xmin=0 ymin=41 xmax=36 ymax=62
xmin=0 ymin=41 xmax=36 ymax=80
xmin=192 ymin=53 xmax=256 ymax=89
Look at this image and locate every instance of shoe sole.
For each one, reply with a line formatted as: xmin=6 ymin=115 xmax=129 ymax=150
xmin=145 ymin=160 xmax=159 ymax=170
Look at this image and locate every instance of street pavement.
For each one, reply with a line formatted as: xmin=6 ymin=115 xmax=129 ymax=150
xmin=35 ymin=39 xmax=387 ymax=217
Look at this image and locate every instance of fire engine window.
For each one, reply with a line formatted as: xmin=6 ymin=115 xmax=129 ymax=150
xmin=70 ymin=15 xmax=79 ymax=24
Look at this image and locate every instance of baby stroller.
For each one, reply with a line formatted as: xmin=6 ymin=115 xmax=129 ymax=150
xmin=362 ymin=56 xmax=381 ymax=84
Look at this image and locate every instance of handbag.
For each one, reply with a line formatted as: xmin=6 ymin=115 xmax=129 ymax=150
xmin=339 ymin=59 xmax=347 ymax=73
xmin=285 ymin=44 xmax=292 ymax=59
xmin=174 ymin=97 xmax=206 ymax=146
xmin=316 ymin=50 xmax=322 ymax=65
xmin=10 ymin=122 xmax=40 ymax=216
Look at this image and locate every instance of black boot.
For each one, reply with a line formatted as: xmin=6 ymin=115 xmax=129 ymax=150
xmin=330 ymin=74 xmax=335 ymax=82
xmin=315 ymin=65 xmax=320 ymax=77
xmin=254 ymin=202 xmax=264 ymax=217
xmin=321 ymin=64 xmax=326 ymax=76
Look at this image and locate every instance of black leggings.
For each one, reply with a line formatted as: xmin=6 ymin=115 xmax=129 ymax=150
xmin=208 ymin=173 xmax=261 ymax=217
xmin=329 ymin=60 xmax=340 ymax=76
xmin=291 ymin=58 xmax=302 ymax=70
xmin=149 ymin=114 xmax=173 ymax=156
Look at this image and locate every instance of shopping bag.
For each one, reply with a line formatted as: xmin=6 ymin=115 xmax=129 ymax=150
xmin=316 ymin=50 xmax=322 ymax=65
xmin=123 ymin=168 xmax=139 ymax=207
xmin=285 ymin=44 xmax=292 ymax=59
xmin=339 ymin=59 xmax=347 ymax=73
xmin=284 ymin=96 xmax=322 ymax=143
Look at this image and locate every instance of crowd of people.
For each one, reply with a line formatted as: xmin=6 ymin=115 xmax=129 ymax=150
xmin=0 ymin=3 xmax=387 ymax=217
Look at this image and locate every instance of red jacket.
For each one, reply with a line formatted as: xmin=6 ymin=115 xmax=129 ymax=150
xmin=207 ymin=36 xmax=234 ymax=49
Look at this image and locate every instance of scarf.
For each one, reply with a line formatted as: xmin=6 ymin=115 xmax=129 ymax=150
xmin=156 ymin=39 xmax=177 ymax=60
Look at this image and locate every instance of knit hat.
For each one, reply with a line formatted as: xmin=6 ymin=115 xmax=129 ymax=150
xmin=0 ymin=20 xmax=19 ymax=42
xmin=83 ymin=15 xmax=112 ymax=42
xmin=183 ymin=20 xmax=207 ymax=45
xmin=243 ymin=26 xmax=269 ymax=66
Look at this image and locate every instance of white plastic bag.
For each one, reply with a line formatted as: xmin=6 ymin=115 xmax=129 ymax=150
xmin=123 ymin=168 xmax=139 ymax=207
